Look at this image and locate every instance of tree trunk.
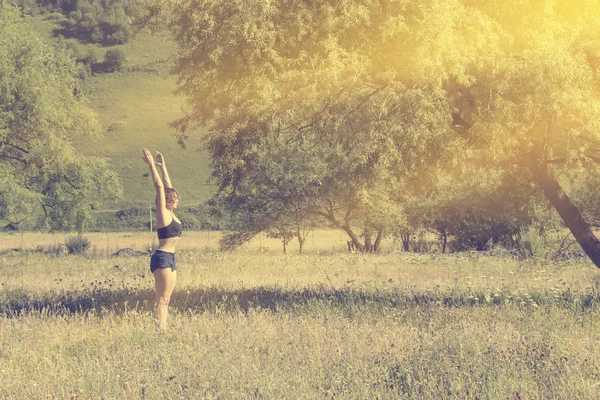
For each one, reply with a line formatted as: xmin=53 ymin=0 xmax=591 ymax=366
xmin=440 ymin=232 xmax=447 ymax=254
xmin=526 ymin=158 xmax=600 ymax=268
xmin=364 ymin=230 xmax=373 ymax=252
xmin=401 ymin=232 xmax=410 ymax=252
xmin=347 ymin=241 xmax=356 ymax=253
xmin=373 ymin=230 xmax=384 ymax=253
xmin=317 ymin=208 xmax=365 ymax=251
xmin=297 ymin=235 xmax=304 ymax=255
xmin=343 ymin=226 xmax=365 ymax=252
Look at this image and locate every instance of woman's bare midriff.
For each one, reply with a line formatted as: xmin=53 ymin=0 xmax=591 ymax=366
xmin=157 ymin=237 xmax=180 ymax=253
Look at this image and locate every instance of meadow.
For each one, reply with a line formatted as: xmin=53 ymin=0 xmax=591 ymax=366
xmin=2 ymin=233 xmax=600 ymax=399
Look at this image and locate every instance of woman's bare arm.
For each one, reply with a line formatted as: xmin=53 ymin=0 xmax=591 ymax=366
xmin=154 ymin=151 xmax=173 ymax=189
xmin=142 ymin=148 xmax=170 ymax=227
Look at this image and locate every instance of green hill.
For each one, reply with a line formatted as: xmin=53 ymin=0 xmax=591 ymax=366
xmin=30 ymin=13 xmax=216 ymax=217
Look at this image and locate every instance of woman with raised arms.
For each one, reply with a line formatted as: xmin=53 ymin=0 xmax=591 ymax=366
xmin=142 ymin=148 xmax=182 ymax=330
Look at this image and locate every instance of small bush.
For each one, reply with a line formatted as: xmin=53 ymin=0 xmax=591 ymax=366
xmin=519 ymin=226 xmax=547 ymax=259
xmin=91 ymin=27 xmax=104 ymax=43
xmin=65 ymin=235 xmax=91 ymax=254
xmin=83 ymin=48 xmax=97 ymax=67
xmin=77 ymin=62 xmax=89 ymax=81
xmin=116 ymin=207 xmax=147 ymax=220
xmin=33 ymin=244 xmax=65 ymax=256
xmin=145 ymin=240 xmax=159 ymax=255
xmin=104 ymin=48 xmax=125 ymax=72
xmin=46 ymin=11 xmax=66 ymax=21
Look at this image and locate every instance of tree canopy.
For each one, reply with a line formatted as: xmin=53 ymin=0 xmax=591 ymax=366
xmin=0 ymin=3 xmax=121 ymax=231
xmin=158 ymin=0 xmax=600 ymax=261
xmin=456 ymin=0 xmax=600 ymax=264
xmin=164 ymin=0 xmax=491 ymax=251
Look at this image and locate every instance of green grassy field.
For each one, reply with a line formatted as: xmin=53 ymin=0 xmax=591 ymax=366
xmin=30 ymin=14 xmax=215 ymax=210
xmin=1 ymin=232 xmax=600 ymax=399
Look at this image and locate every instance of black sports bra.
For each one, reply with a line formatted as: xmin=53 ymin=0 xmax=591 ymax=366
xmin=157 ymin=218 xmax=183 ymax=239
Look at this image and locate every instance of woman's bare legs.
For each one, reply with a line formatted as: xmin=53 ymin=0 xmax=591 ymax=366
xmin=153 ymin=268 xmax=177 ymax=330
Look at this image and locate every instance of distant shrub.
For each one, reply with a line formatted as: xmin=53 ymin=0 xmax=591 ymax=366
xmin=410 ymin=230 xmax=437 ymax=253
xmin=116 ymin=207 xmax=147 ymax=220
xmin=518 ymin=226 xmax=547 ymax=259
xmin=145 ymin=240 xmax=159 ymax=255
xmin=65 ymin=40 xmax=83 ymax=60
xmin=77 ymin=62 xmax=89 ymax=81
xmin=106 ymin=122 xmax=124 ymax=133
xmin=91 ymin=27 xmax=104 ymax=43
xmin=104 ymin=48 xmax=125 ymax=72
xmin=15 ymin=0 xmax=40 ymax=15
xmin=33 ymin=244 xmax=65 ymax=256
xmin=83 ymin=48 xmax=97 ymax=67
xmin=60 ymin=0 xmax=142 ymax=45
xmin=45 ymin=11 xmax=65 ymax=21
xmin=65 ymin=235 xmax=91 ymax=254
xmin=47 ymin=243 xmax=65 ymax=256
xmin=108 ymin=27 xmax=129 ymax=45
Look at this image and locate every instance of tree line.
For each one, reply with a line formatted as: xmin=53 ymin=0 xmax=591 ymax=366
xmin=16 ymin=0 xmax=142 ymax=45
xmin=0 ymin=3 xmax=121 ymax=232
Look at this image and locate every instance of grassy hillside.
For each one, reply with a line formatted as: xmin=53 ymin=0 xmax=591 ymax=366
xmin=30 ymin=13 xmax=216 ymax=213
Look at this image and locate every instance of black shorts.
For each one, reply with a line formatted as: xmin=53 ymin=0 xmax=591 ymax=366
xmin=150 ymin=250 xmax=176 ymax=273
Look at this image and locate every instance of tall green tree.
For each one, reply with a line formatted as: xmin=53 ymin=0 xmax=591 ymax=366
xmin=212 ymin=133 xmax=323 ymax=253
xmin=455 ymin=0 xmax=600 ymax=266
xmin=0 ymin=4 xmax=121 ymax=231
xmin=158 ymin=0 xmax=600 ymax=262
xmin=163 ymin=0 xmax=495 ymax=251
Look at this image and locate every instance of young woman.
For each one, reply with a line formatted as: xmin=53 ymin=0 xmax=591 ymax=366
xmin=142 ymin=148 xmax=182 ymax=330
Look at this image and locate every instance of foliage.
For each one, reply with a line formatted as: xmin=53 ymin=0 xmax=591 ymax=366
xmin=14 ymin=0 xmax=42 ymax=15
xmin=103 ymin=48 xmax=125 ymax=72
xmin=569 ymin=164 xmax=600 ymax=227
xmin=0 ymin=4 xmax=122 ymax=231
xmin=115 ymin=206 xmax=147 ymax=220
xmin=518 ymin=226 xmax=548 ymax=259
xmin=452 ymin=0 xmax=600 ymax=264
xmin=62 ymin=40 xmax=97 ymax=77
xmin=160 ymin=0 xmax=600 ymax=262
xmin=33 ymin=243 xmax=64 ymax=256
xmin=64 ymin=235 xmax=91 ymax=254
xmin=406 ymin=170 xmax=536 ymax=252
xmin=59 ymin=0 xmax=142 ymax=45
xmin=165 ymin=0 xmax=494 ymax=250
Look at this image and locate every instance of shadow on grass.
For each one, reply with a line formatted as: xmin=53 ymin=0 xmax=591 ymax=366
xmin=1 ymin=285 xmax=599 ymax=317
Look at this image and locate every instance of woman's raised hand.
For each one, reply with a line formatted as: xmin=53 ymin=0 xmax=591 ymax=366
xmin=142 ymin=148 xmax=154 ymax=165
xmin=155 ymin=151 xmax=165 ymax=166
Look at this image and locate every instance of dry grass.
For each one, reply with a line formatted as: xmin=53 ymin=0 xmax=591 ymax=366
xmin=0 ymin=229 xmax=386 ymax=255
xmin=1 ymin=233 xmax=600 ymax=399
